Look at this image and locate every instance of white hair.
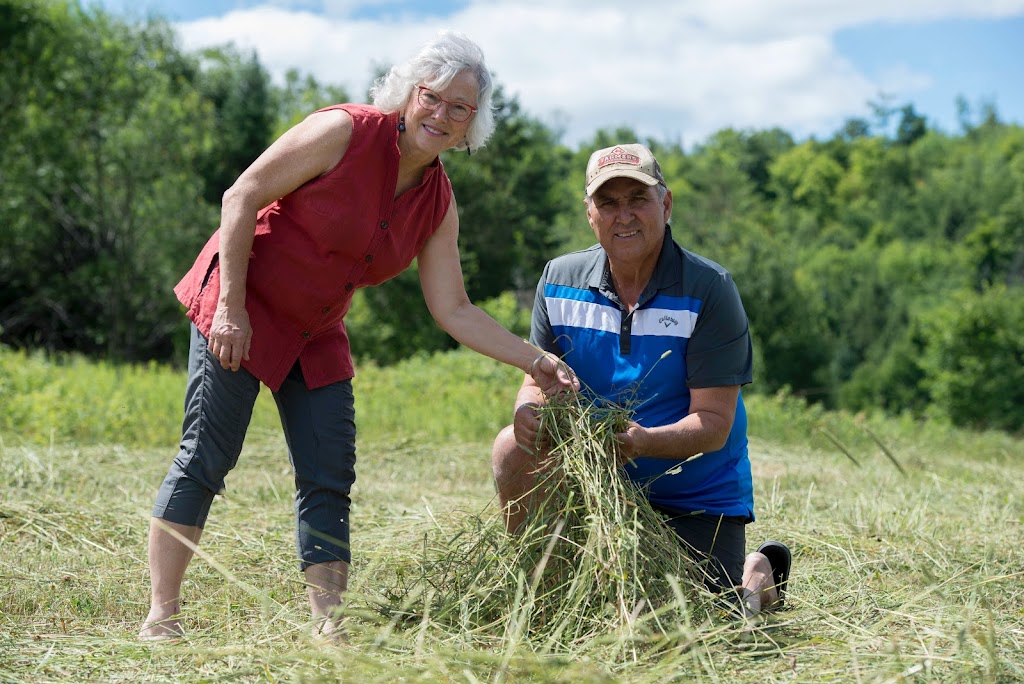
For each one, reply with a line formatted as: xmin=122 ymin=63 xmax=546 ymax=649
xmin=369 ymin=31 xmax=495 ymax=152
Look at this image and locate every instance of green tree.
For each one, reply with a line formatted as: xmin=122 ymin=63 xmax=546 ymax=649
xmin=442 ymin=86 xmax=574 ymax=300
xmin=272 ymin=67 xmax=349 ymax=138
xmin=0 ymin=1 xmax=216 ymax=360
xmin=895 ymin=104 xmax=927 ymax=147
xmin=919 ymin=287 xmax=1024 ymax=432
xmin=770 ymin=142 xmax=845 ymax=224
xmin=345 ymin=262 xmax=453 ymax=365
xmin=192 ymin=46 xmax=275 ymax=204
xmin=838 ymin=241 xmax=972 ymax=414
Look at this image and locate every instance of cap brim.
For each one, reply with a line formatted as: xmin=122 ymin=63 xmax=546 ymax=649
xmin=586 ymin=170 xmax=660 ymax=197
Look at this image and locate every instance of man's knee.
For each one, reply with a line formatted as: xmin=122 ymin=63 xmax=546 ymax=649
xmin=492 ymin=425 xmax=525 ymax=483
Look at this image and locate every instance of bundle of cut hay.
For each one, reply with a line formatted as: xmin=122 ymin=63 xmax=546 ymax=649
xmin=366 ymin=390 xmax=714 ymax=659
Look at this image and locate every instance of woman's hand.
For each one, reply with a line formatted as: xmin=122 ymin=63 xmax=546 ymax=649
xmin=528 ymin=353 xmax=579 ymax=396
xmin=208 ymin=305 xmax=252 ymax=371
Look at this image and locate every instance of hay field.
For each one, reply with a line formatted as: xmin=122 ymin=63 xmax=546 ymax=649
xmin=1 ymin=348 xmax=1022 ymax=682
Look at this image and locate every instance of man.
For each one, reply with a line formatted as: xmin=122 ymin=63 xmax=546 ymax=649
xmin=491 ymin=143 xmax=790 ymax=617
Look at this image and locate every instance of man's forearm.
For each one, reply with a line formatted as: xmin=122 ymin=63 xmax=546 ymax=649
xmin=638 ymin=411 xmax=731 ymax=460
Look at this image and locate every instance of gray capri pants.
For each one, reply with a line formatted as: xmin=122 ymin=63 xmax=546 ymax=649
xmin=650 ymin=504 xmax=747 ymax=591
xmin=152 ymin=323 xmax=357 ymax=570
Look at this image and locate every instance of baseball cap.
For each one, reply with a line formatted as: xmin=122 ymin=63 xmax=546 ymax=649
xmin=585 ymin=143 xmax=665 ymax=196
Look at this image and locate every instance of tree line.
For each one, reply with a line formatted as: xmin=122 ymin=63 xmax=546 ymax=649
xmin=2 ymin=0 xmax=1022 ymax=433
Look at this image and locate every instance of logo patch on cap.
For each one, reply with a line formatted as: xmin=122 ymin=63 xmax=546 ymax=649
xmin=597 ymin=147 xmax=641 ymax=168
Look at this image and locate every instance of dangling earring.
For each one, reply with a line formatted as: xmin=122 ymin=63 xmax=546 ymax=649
xmin=397 ymin=116 xmax=406 ymax=132
xmin=466 ymin=145 xmax=472 ymax=157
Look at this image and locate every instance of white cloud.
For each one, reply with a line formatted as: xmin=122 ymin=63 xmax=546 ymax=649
xmin=174 ymin=0 xmax=1024 ymax=147
xmin=876 ymin=64 xmax=934 ymax=96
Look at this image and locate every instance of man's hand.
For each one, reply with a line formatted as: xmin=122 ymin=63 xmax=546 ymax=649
xmin=513 ymin=401 xmax=546 ymax=455
xmin=209 ymin=305 xmax=253 ymax=371
xmin=613 ymin=421 xmax=648 ymax=467
xmin=528 ymin=353 xmax=579 ymax=396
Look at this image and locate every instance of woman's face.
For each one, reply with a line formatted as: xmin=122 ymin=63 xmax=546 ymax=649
xmin=402 ymin=70 xmax=479 ymax=156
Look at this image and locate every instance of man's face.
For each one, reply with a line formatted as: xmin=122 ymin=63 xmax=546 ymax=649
xmin=585 ymin=177 xmax=672 ymax=271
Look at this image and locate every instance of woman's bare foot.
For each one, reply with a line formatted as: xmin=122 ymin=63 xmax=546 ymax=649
xmin=310 ymin=613 xmax=348 ymax=644
xmin=305 ymin=560 xmax=348 ymax=644
xmin=139 ymin=609 xmax=184 ymax=641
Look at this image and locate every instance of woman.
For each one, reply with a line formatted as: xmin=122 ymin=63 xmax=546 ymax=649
xmin=140 ymin=31 xmax=575 ymax=641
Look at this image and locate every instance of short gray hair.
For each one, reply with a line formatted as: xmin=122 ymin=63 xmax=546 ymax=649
xmin=369 ymin=31 xmax=495 ymax=152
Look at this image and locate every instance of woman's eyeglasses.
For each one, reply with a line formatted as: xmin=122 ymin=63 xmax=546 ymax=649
xmin=416 ymin=85 xmax=477 ymax=122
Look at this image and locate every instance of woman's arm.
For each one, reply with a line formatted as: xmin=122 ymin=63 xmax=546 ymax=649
xmin=417 ymin=198 xmax=576 ymax=394
xmin=210 ymin=108 xmax=354 ymax=371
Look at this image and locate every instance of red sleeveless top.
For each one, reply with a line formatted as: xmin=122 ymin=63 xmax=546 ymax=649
xmin=173 ymin=104 xmax=453 ymax=391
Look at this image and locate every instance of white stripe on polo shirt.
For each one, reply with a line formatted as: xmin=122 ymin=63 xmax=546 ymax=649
xmin=547 ymin=297 xmax=620 ymax=334
xmin=547 ymin=297 xmax=698 ymax=340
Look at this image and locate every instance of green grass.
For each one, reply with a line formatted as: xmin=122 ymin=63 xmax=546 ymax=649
xmin=0 ymin=346 xmax=523 ymax=448
xmin=1 ymin=346 xmax=1023 ymax=682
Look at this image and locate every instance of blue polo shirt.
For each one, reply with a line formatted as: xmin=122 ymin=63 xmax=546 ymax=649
xmin=531 ymin=226 xmax=755 ymax=520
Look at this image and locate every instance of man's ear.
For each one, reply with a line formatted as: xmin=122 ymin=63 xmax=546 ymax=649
xmin=584 ymin=197 xmax=598 ymax=232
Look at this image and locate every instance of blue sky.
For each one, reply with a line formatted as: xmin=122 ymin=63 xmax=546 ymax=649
xmin=90 ymin=0 xmax=1024 ymax=148
xmin=834 ymin=16 xmax=1024 ymax=130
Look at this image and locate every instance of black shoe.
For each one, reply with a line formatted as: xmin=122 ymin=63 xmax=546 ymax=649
xmin=756 ymin=540 xmax=791 ymax=606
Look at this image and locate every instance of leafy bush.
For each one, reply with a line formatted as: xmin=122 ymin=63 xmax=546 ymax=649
xmin=919 ymin=286 xmax=1024 ymax=433
xmin=0 ymin=345 xmax=279 ymax=447
xmin=353 ymin=348 xmax=522 ymax=444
